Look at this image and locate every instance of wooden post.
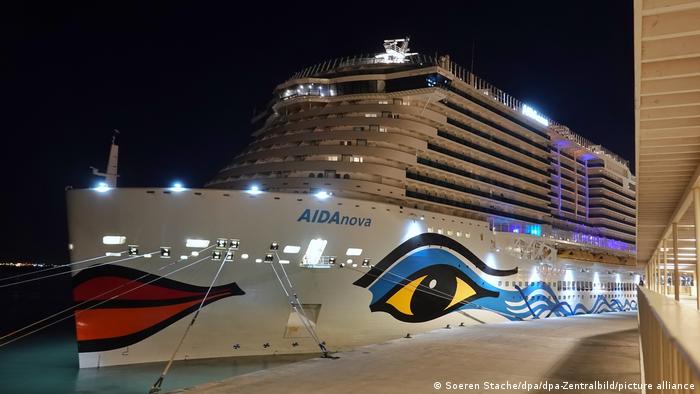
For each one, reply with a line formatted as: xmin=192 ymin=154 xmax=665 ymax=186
xmin=694 ymin=188 xmax=700 ymax=309
xmin=663 ymin=239 xmax=668 ymax=296
xmin=673 ymin=222 xmax=680 ymax=301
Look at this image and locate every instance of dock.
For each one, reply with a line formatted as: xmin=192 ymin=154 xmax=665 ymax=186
xmin=178 ymin=312 xmax=641 ymax=394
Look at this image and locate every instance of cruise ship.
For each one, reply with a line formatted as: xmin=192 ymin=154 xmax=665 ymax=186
xmin=67 ymin=38 xmax=640 ymax=369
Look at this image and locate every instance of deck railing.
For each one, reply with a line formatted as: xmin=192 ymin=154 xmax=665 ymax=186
xmin=638 ymin=287 xmax=700 ymax=392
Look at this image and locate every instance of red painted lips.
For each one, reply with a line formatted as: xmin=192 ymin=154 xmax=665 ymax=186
xmin=72 ymin=265 xmax=244 ymax=352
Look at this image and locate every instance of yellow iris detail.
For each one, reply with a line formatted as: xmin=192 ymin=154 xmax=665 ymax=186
xmin=385 ymin=275 xmax=477 ymax=316
xmin=386 ymin=275 xmax=427 ymax=316
xmin=445 ymin=277 xmax=476 ymax=310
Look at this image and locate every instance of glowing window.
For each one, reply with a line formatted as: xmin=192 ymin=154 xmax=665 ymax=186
xmin=346 ymin=248 xmax=363 ymax=256
xmin=103 ymin=236 xmax=126 ymax=245
xmin=303 ymin=239 xmax=327 ymax=265
xmin=186 ymin=239 xmax=210 ymax=248
xmin=283 ymin=245 xmax=301 ymax=254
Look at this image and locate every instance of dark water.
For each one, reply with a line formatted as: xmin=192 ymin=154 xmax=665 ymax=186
xmin=0 ymin=267 xmax=313 ymax=394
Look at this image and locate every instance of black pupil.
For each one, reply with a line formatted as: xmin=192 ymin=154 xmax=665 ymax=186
xmin=409 ymin=265 xmax=460 ymax=318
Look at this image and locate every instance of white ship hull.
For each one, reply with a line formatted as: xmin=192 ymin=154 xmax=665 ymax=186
xmin=66 ymin=188 xmax=639 ymax=368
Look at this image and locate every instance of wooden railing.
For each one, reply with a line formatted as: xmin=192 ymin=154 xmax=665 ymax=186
xmin=638 ymin=287 xmax=700 ymax=392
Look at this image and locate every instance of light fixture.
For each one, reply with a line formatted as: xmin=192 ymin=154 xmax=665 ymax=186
xmin=241 ymin=253 xmax=249 ymax=259
xmin=170 ymin=182 xmax=186 ymax=192
xmin=186 ymin=239 xmax=210 ymax=248
xmin=314 ymin=190 xmax=331 ymax=200
xmin=160 ymin=247 xmax=171 ymax=258
xmin=105 ymin=252 xmax=122 ymax=257
xmin=247 ymin=185 xmax=263 ymax=195
xmin=180 ymin=255 xmax=189 ymax=260
xmin=191 ymin=251 xmax=199 ymax=257
xmin=128 ymin=245 xmax=139 ymax=256
xmin=94 ymin=182 xmax=110 ymax=193
xmin=279 ymin=260 xmax=290 ymax=264
xmin=346 ymin=259 xmax=353 ymax=264
xmin=143 ymin=253 xmax=152 ymax=258
xmin=255 ymin=258 xmax=262 ymax=263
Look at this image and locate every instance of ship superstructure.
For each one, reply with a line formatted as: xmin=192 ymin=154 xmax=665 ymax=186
xmin=209 ymin=39 xmax=636 ymax=262
xmin=65 ymin=39 xmax=640 ymax=369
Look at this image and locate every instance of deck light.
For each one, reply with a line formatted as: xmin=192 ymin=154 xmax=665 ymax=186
xmin=315 ymin=191 xmax=331 ymax=200
xmin=170 ymin=182 xmax=186 ymax=192
xmin=247 ymin=185 xmax=263 ymax=195
xmin=94 ymin=182 xmax=110 ymax=193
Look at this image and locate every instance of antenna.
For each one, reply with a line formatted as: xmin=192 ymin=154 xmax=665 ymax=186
xmin=91 ymin=130 xmax=120 ymax=187
xmin=375 ymin=37 xmax=416 ymax=63
xmin=470 ymin=38 xmax=475 ymax=72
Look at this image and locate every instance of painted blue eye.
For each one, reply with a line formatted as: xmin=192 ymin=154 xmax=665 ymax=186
xmin=354 ymin=233 xmax=515 ymax=323
xmin=369 ymin=263 xmax=497 ymax=323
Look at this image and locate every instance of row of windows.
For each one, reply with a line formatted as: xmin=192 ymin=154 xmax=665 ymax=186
xmin=441 ymin=126 xmax=548 ymax=176
xmin=589 ymin=203 xmax=636 ymax=219
xmin=589 ymin=193 xmax=636 ymax=211
xmin=552 ymin=213 xmax=636 ymax=238
xmin=428 ymin=143 xmax=549 ymax=189
xmin=441 ymin=79 xmax=550 ymax=140
xmin=417 ymin=157 xmax=550 ymax=202
xmin=406 ymin=190 xmax=548 ymax=225
xmin=441 ymin=100 xmax=551 ymax=154
xmin=407 ymin=172 xmax=550 ymax=214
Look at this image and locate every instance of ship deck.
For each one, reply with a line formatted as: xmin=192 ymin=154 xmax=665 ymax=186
xmin=177 ymin=312 xmax=641 ymax=394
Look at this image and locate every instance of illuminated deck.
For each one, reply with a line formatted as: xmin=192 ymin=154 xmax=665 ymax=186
xmin=180 ymin=312 xmax=640 ymax=394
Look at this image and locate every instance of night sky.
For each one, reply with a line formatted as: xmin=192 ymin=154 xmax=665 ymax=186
xmin=3 ymin=1 xmax=634 ymax=262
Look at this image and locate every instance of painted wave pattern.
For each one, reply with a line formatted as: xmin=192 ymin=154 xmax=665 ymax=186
xmin=500 ymin=282 xmax=638 ymax=320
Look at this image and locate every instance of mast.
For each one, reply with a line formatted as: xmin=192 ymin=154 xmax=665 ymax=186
xmin=91 ymin=129 xmax=120 ymax=187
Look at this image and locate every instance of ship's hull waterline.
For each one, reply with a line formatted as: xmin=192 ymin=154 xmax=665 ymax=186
xmin=67 ymin=188 xmax=638 ymax=368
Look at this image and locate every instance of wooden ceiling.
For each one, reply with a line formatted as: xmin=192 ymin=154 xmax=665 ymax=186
xmin=635 ymin=0 xmax=700 ymax=263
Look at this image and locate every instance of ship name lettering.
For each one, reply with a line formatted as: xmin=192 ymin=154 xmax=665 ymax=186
xmin=297 ymin=209 xmax=372 ymax=227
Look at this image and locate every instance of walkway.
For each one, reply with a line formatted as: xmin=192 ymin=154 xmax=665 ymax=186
xmin=177 ymin=312 xmax=641 ymax=394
